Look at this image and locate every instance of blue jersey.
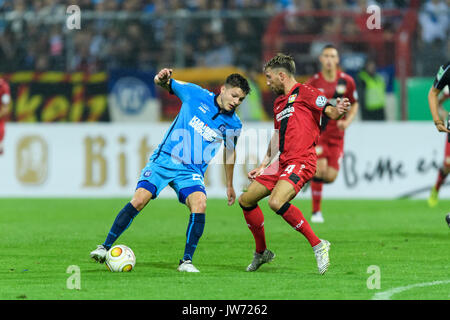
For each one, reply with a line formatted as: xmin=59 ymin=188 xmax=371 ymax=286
xmin=151 ymin=79 xmax=242 ymax=176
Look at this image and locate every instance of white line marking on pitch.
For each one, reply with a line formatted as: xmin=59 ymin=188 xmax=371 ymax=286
xmin=372 ymin=279 xmax=450 ymax=300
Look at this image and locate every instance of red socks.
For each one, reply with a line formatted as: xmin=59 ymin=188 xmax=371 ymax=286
xmin=435 ymin=168 xmax=448 ymax=191
xmin=242 ymin=205 xmax=266 ymax=254
xmin=277 ymin=203 xmax=321 ymax=247
xmin=242 ymin=203 xmax=321 ymax=251
xmin=311 ymin=179 xmax=323 ymax=213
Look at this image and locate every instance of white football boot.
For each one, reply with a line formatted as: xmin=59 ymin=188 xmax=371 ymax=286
xmin=177 ymin=260 xmax=200 ymax=272
xmin=90 ymin=245 xmax=108 ymax=263
xmin=246 ymin=249 xmax=275 ymax=272
xmin=313 ymin=239 xmax=330 ymax=275
xmin=311 ymin=211 xmax=324 ymax=223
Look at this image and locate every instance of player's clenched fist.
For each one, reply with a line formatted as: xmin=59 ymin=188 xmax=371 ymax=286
xmin=335 ymin=97 xmax=350 ymax=115
xmin=154 ymin=68 xmax=173 ymax=86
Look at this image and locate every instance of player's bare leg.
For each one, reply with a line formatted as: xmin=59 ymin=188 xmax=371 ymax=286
xmin=177 ymin=191 xmax=207 ymax=272
xmin=130 ymin=188 xmax=153 ymax=211
xmin=239 ymin=180 xmax=271 ymax=208
xmin=238 ymin=180 xmax=274 ymax=271
xmin=270 ymin=180 xmax=331 ymax=275
xmin=311 ymin=159 xmax=339 ymax=223
xmin=90 ymin=188 xmax=152 ymax=263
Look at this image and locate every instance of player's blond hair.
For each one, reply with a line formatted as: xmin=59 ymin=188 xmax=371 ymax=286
xmin=263 ymin=53 xmax=296 ymax=75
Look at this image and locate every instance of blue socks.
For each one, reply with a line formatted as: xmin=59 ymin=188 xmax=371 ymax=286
xmin=102 ymin=205 xmax=204 ymax=263
xmin=103 ymin=202 xmax=140 ymax=250
xmin=183 ymin=213 xmax=205 ymax=262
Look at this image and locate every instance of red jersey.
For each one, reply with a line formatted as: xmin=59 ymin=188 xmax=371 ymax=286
xmin=273 ymin=83 xmax=328 ymax=164
xmin=306 ymin=71 xmax=357 ymax=141
xmin=0 ymin=78 xmax=11 ymax=126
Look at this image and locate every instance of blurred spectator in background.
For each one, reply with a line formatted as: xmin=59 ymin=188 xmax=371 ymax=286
xmin=357 ymin=58 xmax=386 ymax=120
xmin=232 ymin=19 xmax=261 ymax=70
xmin=203 ymin=32 xmax=234 ymax=67
xmin=0 ymin=0 xmax=421 ymax=74
xmin=419 ymin=0 xmax=448 ymax=44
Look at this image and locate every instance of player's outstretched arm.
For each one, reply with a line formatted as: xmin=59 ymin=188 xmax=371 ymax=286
xmin=428 ymin=86 xmax=450 ymax=133
xmin=154 ymin=68 xmax=173 ymax=92
xmin=324 ymin=97 xmax=351 ymax=120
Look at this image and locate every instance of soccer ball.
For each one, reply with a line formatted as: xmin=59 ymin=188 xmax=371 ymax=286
xmin=446 ymin=213 xmax=450 ymax=228
xmin=105 ymin=245 xmax=136 ymax=272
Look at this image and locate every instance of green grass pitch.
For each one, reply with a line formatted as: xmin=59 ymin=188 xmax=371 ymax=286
xmin=1 ymin=197 xmax=449 ymax=300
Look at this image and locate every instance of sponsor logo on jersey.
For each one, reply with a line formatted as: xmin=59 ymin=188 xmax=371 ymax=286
xmin=198 ymin=102 xmax=210 ymax=114
xmin=336 ymin=84 xmax=347 ymax=95
xmin=315 ymin=95 xmax=327 ymax=108
xmin=288 ymin=94 xmax=297 ymax=103
xmin=276 ymin=106 xmax=295 ymax=122
xmin=189 ymin=115 xmax=219 ymax=142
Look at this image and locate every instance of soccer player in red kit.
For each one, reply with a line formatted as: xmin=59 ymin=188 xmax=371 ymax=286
xmin=238 ymin=53 xmax=350 ymax=274
xmin=0 ymin=78 xmax=11 ymax=155
xmin=306 ymin=44 xmax=359 ymax=223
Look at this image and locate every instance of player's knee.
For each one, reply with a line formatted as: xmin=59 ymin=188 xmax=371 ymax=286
xmin=131 ymin=190 xmax=152 ymax=211
xmin=238 ymin=194 xmax=256 ymax=209
xmin=314 ymin=168 xmax=324 ymax=179
xmin=323 ymin=176 xmax=337 ymax=183
xmin=268 ymin=197 xmax=283 ymax=213
xmin=130 ymin=197 xmax=148 ymax=212
xmin=191 ymin=200 xmax=207 ymax=213
xmin=186 ymin=192 xmax=207 ymax=213
xmin=238 ymin=194 xmax=250 ymax=208
xmin=323 ymin=169 xmax=339 ymax=183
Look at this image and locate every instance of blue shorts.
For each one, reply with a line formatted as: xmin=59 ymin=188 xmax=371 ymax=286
xmin=136 ymin=151 xmax=206 ymax=204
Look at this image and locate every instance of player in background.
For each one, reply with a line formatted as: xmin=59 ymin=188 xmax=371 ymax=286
xmin=427 ymin=61 xmax=450 ymax=208
xmin=306 ymin=44 xmax=359 ymax=223
xmin=238 ymin=53 xmax=350 ymax=274
xmin=0 ymin=78 xmax=11 ymax=155
xmin=91 ymin=68 xmax=250 ymax=272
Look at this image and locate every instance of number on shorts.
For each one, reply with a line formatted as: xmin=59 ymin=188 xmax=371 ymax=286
xmin=284 ymin=165 xmax=296 ymax=174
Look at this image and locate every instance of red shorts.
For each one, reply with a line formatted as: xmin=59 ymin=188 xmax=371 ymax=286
xmin=315 ymin=137 xmax=344 ymax=171
xmin=255 ymin=158 xmax=316 ymax=194
xmin=0 ymin=122 xmax=4 ymax=141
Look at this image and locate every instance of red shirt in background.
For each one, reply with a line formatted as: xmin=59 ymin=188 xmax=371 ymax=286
xmin=306 ymin=71 xmax=357 ymax=142
xmin=0 ymin=78 xmax=11 ymax=141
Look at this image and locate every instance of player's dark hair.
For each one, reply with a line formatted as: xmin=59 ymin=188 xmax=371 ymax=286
xmin=225 ymin=73 xmax=251 ymax=95
xmin=321 ymin=44 xmax=339 ymax=52
xmin=263 ymin=53 xmax=296 ymax=75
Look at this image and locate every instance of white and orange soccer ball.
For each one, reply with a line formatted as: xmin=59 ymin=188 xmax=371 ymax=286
xmin=105 ymin=245 xmax=136 ymax=272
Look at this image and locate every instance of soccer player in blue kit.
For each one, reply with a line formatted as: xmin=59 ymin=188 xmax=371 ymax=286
xmin=90 ymin=68 xmax=250 ymax=272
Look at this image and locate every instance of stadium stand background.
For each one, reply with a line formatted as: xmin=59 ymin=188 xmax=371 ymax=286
xmin=0 ymin=0 xmax=447 ymax=121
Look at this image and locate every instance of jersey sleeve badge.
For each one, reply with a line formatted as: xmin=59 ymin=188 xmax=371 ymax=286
xmin=315 ymin=95 xmax=327 ymax=108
